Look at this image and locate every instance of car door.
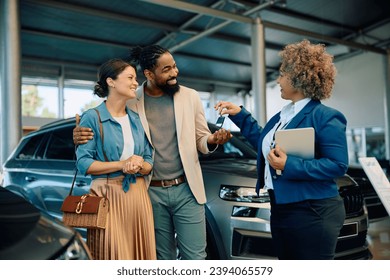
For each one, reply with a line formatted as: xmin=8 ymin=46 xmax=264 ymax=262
xmin=4 ymin=124 xmax=91 ymax=220
xmin=37 ymin=124 xmax=91 ymax=220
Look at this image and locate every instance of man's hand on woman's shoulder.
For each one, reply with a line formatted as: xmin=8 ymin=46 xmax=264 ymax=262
xmin=73 ymin=114 xmax=94 ymax=145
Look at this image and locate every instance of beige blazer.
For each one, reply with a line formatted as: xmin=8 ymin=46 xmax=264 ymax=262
xmin=127 ymin=82 xmax=212 ymax=204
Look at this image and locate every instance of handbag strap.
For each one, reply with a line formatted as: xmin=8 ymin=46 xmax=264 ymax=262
xmin=68 ymin=126 xmax=80 ymax=196
xmin=68 ymin=168 xmax=78 ymax=196
xmin=93 ymin=108 xmax=109 ymax=162
xmin=68 ymin=109 xmax=109 ymax=196
xmin=93 ymin=108 xmax=110 ymax=198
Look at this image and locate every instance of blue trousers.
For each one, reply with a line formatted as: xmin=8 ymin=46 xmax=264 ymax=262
xmin=269 ymin=189 xmax=345 ymax=260
xmin=148 ymin=182 xmax=206 ymax=260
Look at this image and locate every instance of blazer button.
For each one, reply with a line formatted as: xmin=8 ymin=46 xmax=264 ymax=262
xmin=272 ymin=175 xmax=277 ymax=179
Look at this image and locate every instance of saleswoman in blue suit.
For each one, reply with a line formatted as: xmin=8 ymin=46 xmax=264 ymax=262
xmin=215 ymin=39 xmax=348 ymax=260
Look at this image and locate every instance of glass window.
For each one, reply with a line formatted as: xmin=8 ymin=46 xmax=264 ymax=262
xmin=22 ymin=77 xmax=103 ymax=121
xmin=22 ymin=84 xmax=59 ymax=118
xmin=16 ymin=133 xmax=47 ymax=160
xmin=346 ymin=127 xmax=385 ymax=167
xmin=200 ymin=127 xmax=256 ymax=160
xmin=64 ymin=87 xmax=103 ymax=118
xmin=45 ymin=126 xmax=76 ymax=160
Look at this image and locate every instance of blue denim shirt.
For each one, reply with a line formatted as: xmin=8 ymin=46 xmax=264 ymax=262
xmin=76 ymin=101 xmax=153 ymax=192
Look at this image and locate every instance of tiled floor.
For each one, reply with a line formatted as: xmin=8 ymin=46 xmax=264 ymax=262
xmin=367 ymin=216 xmax=390 ymax=259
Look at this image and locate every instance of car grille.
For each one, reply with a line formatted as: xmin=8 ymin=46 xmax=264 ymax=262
xmin=334 ymin=231 xmax=371 ymax=259
xmin=339 ymin=185 xmax=365 ymax=218
xmin=232 ymin=229 xmax=276 ymax=258
xmin=231 ymin=228 xmax=370 ymax=260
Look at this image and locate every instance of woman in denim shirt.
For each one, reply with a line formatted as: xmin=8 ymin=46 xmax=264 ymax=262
xmin=76 ymin=59 xmax=155 ymax=260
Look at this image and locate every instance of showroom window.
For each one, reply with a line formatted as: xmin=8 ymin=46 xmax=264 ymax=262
xmin=64 ymin=79 xmax=102 ymax=118
xmin=22 ymin=77 xmax=102 ymax=119
xmin=21 ymin=77 xmax=103 ymax=133
xmin=22 ymin=78 xmax=59 ymax=118
xmin=21 ymin=76 xmax=216 ymax=125
xmin=347 ymin=127 xmax=386 ymax=167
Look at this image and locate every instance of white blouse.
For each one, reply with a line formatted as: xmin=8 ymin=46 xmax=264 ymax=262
xmin=262 ymin=98 xmax=311 ymax=190
xmin=113 ymin=115 xmax=134 ymax=161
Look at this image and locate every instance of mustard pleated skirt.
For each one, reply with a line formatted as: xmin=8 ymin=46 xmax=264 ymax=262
xmin=86 ymin=176 xmax=156 ymax=260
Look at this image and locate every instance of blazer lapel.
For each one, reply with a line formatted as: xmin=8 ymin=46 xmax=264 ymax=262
xmin=127 ymin=85 xmax=153 ymax=146
xmin=137 ymin=97 xmax=153 ymax=144
xmin=173 ymin=88 xmax=184 ymax=139
xmin=286 ymin=100 xmax=320 ymax=128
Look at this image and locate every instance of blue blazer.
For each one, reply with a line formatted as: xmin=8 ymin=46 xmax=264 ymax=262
xmin=229 ymin=100 xmax=348 ymax=204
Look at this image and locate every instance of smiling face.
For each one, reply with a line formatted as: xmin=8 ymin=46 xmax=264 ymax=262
xmin=108 ymin=65 xmax=138 ymax=100
xmin=146 ymin=52 xmax=180 ymax=95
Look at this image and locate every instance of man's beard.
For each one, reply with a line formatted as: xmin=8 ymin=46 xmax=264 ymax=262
xmin=157 ymin=79 xmax=180 ymax=96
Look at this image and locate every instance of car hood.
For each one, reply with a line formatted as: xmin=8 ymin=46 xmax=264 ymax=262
xmin=201 ymin=158 xmax=258 ymax=179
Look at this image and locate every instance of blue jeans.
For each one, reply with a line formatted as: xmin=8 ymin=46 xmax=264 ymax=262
xmin=148 ymin=182 xmax=206 ymax=260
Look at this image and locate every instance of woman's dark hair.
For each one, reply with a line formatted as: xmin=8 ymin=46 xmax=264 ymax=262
xmin=128 ymin=45 xmax=169 ymax=72
xmin=93 ymin=58 xmax=136 ymax=98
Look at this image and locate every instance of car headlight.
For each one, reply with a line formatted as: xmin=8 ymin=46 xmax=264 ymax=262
xmin=219 ymin=185 xmax=270 ymax=203
xmin=57 ymin=234 xmax=92 ymax=260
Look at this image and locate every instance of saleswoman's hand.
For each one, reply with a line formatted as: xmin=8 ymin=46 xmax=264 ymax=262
xmin=214 ymin=101 xmax=241 ymax=116
xmin=267 ymin=144 xmax=287 ymax=172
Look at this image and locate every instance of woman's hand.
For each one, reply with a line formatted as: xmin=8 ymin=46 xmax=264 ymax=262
xmin=214 ymin=101 xmax=242 ymax=116
xmin=267 ymin=144 xmax=287 ymax=173
xmin=123 ymin=155 xmax=144 ymax=174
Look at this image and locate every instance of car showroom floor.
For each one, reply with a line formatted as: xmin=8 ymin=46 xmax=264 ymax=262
xmin=367 ymin=215 xmax=390 ymax=259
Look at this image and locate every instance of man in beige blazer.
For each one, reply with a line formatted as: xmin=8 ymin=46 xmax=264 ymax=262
xmin=74 ymin=45 xmax=231 ymax=260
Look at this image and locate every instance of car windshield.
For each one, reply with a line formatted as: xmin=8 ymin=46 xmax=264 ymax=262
xmin=200 ymin=124 xmax=257 ymax=160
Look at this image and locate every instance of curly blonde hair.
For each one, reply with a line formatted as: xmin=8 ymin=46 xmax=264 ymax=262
xmin=279 ymin=39 xmax=336 ymax=100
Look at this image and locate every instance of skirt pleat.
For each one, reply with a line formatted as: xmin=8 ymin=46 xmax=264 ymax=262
xmin=87 ymin=176 xmax=156 ymax=260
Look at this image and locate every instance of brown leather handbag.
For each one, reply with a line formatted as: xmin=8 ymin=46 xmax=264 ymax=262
xmin=61 ymin=109 xmax=109 ymax=229
xmin=61 ymin=171 xmax=109 ymax=229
